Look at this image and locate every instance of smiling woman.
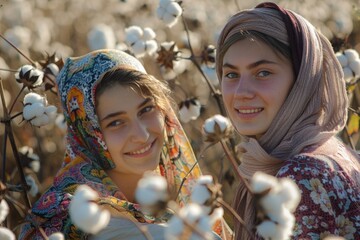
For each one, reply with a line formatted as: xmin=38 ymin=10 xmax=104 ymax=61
xmin=18 ymin=49 xmax=210 ymax=239
xmin=216 ymin=2 xmax=360 ymax=240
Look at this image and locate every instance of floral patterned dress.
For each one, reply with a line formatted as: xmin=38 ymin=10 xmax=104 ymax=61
xmin=277 ymin=140 xmax=360 ymax=239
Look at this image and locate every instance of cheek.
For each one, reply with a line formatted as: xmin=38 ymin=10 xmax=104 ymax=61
xmin=148 ymin=112 xmax=166 ymax=134
xmin=221 ymin=84 xmax=234 ymax=109
xmin=103 ymin=130 xmax=126 ymax=151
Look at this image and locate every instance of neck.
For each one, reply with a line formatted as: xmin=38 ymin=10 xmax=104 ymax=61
xmin=106 ymin=170 xmax=144 ymax=203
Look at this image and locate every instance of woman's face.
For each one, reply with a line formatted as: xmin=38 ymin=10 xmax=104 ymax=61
xmin=96 ymin=84 xmax=165 ymax=175
xmin=221 ymin=38 xmax=294 ymax=138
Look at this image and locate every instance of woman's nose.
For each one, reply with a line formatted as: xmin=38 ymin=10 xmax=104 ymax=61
xmin=234 ymin=75 xmax=255 ymax=99
xmin=130 ymin=120 xmax=150 ymax=143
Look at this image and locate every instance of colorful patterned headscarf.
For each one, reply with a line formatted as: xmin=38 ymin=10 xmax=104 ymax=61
xmin=19 ymin=49 xmax=201 ymax=239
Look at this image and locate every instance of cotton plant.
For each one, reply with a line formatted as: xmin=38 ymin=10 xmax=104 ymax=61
xmin=0 ymin=227 xmax=15 ymax=240
xmin=87 ymin=24 xmax=116 ymax=51
xmin=190 ymin=175 xmax=224 ymax=224
xmin=0 ymin=200 xmax=14 ymax=240
xmin=0 ymin=26 xmax=32 ymax=58
xmin=165 ymin=203 xmax=213 ymax=240
xmin=15 ymin=64 xmax=44 ymax=89
xmin=22 ymin=92 xmax=57 ymax=127
xmin=125 ymin=26 xmax=158 ymax=58
xmin=135 ymin=172 xmax=169 ymax=216
xmin=55 ymin=113 xmax=67 ymax=133
xmin=25 ymin=175 xmax=39 ymax=197
xmin=0 ymin=199 xmax=9 ymax=224
xmin=335 ymin=49 xmax=360 ymax=84
xmin=201 ymin=65 xmax=219 ymax=87
xmin=156 ymin=0 xmax=183 ymax=28
xmin=156 ymin=41 xmax=188 ymax=80
xmin=202 ymin=114 xmax=233 ymax=142
xmin=251 ymin=171 xmax=301 ymax=240
xmin=135 ymin=173 xmax=223 ymax=239
xmin=178 ymin=97 xmax=201 ymax=123
xmin=48 ymin=232 xmax=65 ymax=240
xmin=69 ymin=185 xmax=110 ymax=235
xmin=19 ymin=146 xmax=40 ymax=173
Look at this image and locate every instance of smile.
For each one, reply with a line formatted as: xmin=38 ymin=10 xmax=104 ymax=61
xmin=237 ymin=108 xmax=263 ymax=114
xmin=126 ymin=140 xmax=155 ymax=156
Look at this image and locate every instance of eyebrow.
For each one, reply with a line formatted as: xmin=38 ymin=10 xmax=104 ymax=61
xmin=100 ymin=98 xmax=152 ymax=122
xmin=223 ymin=59 xmax=277 ymax=70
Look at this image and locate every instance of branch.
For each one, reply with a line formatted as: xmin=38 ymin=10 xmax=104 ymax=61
xmin=0 ymin=33 xmax=36 ymax=66
xmin=218 ymin=199 xmax=254 ymax=239
xmin=220 ymin=139 xmax=251 ymax=192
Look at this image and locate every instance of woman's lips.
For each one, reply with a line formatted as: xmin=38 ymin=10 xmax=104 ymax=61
xmin=235 ymin=107 xmax=264 ymax=119
xmin=125 ymin=139 xmax=156 ymax=157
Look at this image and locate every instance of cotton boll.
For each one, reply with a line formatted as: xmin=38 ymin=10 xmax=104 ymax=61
xmin=166 ymin=203 xmax=212 ymax=240
xmin=201 ymin=66 xmax=219 ymax=87
xmin=71 ymin=202 xmax=110 ymax=234
xmin=257 ymin=220 xmax=277 ymax=239
xmin=46 ymin=63 xmax=60 ymax=77
xmin=343 ymin=67 xmax=354 ymax=83
xmin=69 ymin=185 xmax=110 ymax=234
xmin=48 ymin=232 xmax=64 ymax=240
xmin=23 ymin=103 xmax=45 ymax=120
xmin=156 ymin=6 xmax=166 ymax=19
xmin=191 ymin=182 xmax=211 ymax=205
xmin=125 ymin=26 xmax=143 ymax=45
xmin=349 ymin=60 xmax=360 ymax=77
xmin=344 ymin=49 xmax=359 ymax=62
xmin=260 ymin=193 xmax=286 ymax=215
xmin=145 ymin=40 xmax=158 ymax=55
xmin=162 ymin=12 xmax=179 ymax=28
xmin=159 ymin=0 xmax=172 ymax=7
xmin=23 ymin=92 xmax=44 ymax=105
xmin=197 ymin=175 xmax=213 ymax=185
xmin=135 ymin=174 xmax=168 ymax=207
xmin=143 ymin=28 xmax=156 ymax=41
xmin=209 ymin=207 xmax=224 ymax=224
xmin=278 ymin=178 xmax=301 ymax=212
xmin=167 ymin=2 xmax=182 ymax=16
xmin=31 ymin=114 xmax=50 ymax=127
xmin=0 ymin=200 xmax=9 ymax=224
xmin=336 ymin=52 xmax=348 ymax=67
xmin=132 ymin=41 xmax=146 ymax=57
xmin=203 ymin=115 xmax=230 ymax=134
xmin=0 ymin=227 xmax=15 ymax=240
xmin=251 ymin=171 xmax=278 ymax=193
xmin=55 ymin=114 xmax=67 ymax=132
xmin=87 ymin=24 xmax=116 ymax=50
xmin=166 ymin=214 xmax=184 ymax=238
xmin=179 ymin=99 xmax=201 ymax=123
xmin=72 ymin=185 xmax=99 ymax=203
xmin=29 ymin=160 xmax=40 ymax=173
xmin=25 ymin=175 xmax=39 ymax=197
xmin=45 ymin=105 xmax=58 ymax=119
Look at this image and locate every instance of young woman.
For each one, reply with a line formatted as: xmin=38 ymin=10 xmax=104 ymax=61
xmin=216 ymin=2 xmax=360 ymax=239
xmin=18 ymin=49 xmax=212 ymax=239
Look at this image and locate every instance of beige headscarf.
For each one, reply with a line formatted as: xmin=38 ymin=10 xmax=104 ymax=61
xmin=216 ymin=3 xmax=348 ymax=239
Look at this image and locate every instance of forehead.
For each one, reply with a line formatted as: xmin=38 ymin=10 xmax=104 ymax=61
xmin=96 ymin=85 xmax=147 ymax=115
xmin=223 ymin=38 xmax=276 ymax=62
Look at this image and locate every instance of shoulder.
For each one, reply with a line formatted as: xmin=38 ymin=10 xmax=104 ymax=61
xmin=276 ymin=153 xmax=333 ymax=179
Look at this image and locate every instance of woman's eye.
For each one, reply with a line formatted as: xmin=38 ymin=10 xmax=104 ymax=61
xmin=257 ymin=70 xmax=271 ymax=78
xmin=224 ymin=72 xmax=239 ymax=79
xmin=139 ymin=105 xmax=155 ymax=115
xmin=107 ymin=120 xmax=124 ymax=128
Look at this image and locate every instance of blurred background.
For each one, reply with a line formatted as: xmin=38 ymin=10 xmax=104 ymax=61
xmin=0 ymin=0 xmax=359 ymax=234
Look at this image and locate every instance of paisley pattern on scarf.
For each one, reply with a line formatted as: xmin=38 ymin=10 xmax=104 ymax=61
xmin=19 ymin=49 xmax=201 ymax=239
